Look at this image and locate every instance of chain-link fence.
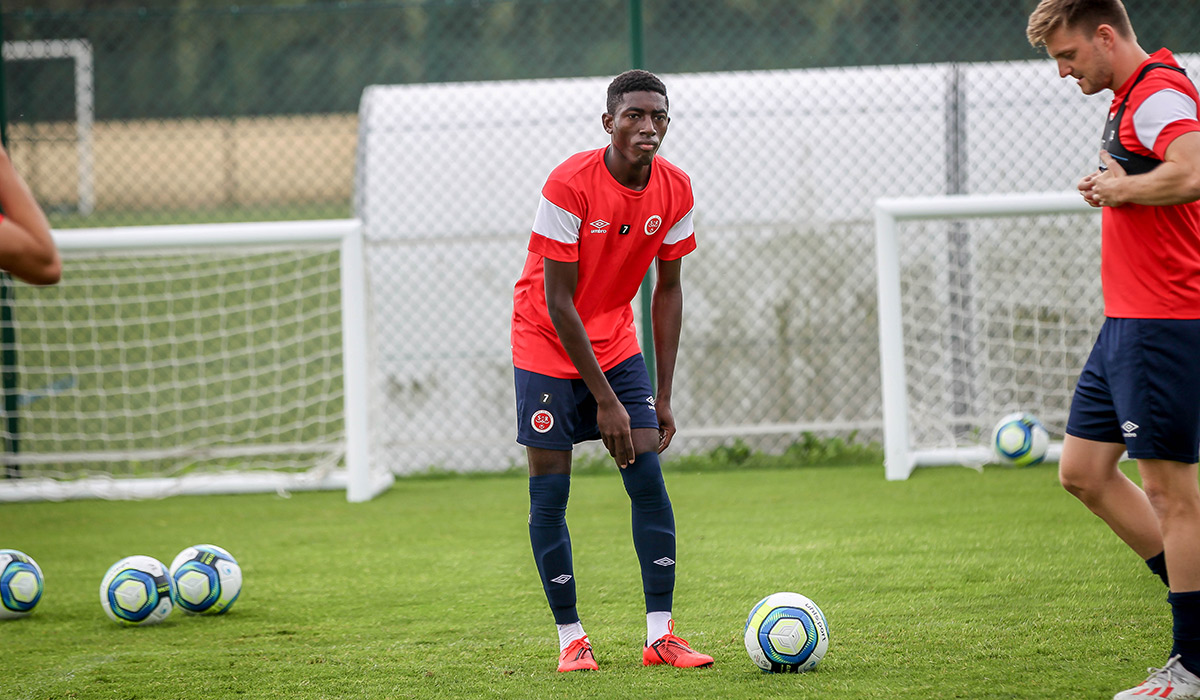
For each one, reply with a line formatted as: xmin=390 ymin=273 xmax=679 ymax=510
xmin=4 ymin=1 xmax=1200 ymax=475
xmin=8 ymin=1 xmax=1199 ymax=228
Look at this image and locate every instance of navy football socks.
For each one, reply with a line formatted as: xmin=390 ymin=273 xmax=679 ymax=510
xmin=620 ymin=451 xmax=676 ymax=614
xmin=1146 ymin=551 xmax=1170 ymax=587
xmin=529 ymin=474 xmax=578 ymax=624
xmin=1170 ymin=589 xmax=1200 ymax=676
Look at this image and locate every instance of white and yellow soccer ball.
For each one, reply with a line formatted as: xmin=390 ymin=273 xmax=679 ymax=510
xmin=100 ymin=555 xmax=175 ymax=626
xmin=0 ymin=549 xmax=44 ymax=619
xmin=169 ymin=544 xmax=241 ymax=615
xmin=991 ymin=412 xmax=1050 ymax=467
xmin=744 ymin=591 xmax=830 ymax=673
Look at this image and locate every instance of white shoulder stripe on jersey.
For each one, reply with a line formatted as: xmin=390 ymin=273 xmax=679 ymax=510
xmin=663 ymin=207 xmax=694 ymax=246
xmin=531 ymin=195 xmax=582 ymax=245
xmin=1132 ymin=88 xmax=1199 ymax=153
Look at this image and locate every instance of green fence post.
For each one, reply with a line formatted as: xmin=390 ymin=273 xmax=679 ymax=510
xmin=0 ymin=10 xmax=18 ymax=476
xmin=629 ymin=0 xmax=656 ymax=392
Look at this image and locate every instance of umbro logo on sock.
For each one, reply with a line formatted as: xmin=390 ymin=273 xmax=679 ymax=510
xmin=653 ymin=557 xmax=675 ymax=567
xmin=550 ymin=574 xmax=573 ymax=584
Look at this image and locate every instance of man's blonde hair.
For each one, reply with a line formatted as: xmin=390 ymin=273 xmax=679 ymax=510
xmin=1026 ymin=0 xmax=1133 ymax=48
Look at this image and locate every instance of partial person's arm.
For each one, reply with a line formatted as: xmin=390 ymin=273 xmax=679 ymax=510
xmin=543 ymin=258 xmax=635 ymax=467
xmin=650 ymin=257 xmax=683 ymax=454
xmin=0 ymin=147 xmax=61 ymax=285
xmin=1091 ymin=132 xmax=1200 ymax=207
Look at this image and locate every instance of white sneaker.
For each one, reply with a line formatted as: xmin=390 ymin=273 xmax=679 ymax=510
xmin=1114 ymin=656 xmax=1200 ymax=699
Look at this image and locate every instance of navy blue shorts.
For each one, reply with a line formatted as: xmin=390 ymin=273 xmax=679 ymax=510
xmin=514 ymin=354 xmax=659 ymax=450
xmin=1066 ymin=317 xmax=1200 ymax=463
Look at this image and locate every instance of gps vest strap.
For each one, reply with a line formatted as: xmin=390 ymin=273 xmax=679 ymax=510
xmin=1101 ymin=61 xmax=1189 ymax=175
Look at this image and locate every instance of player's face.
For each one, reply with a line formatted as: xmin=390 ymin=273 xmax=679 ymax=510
xmin=1044 ymin=25 xmax=1114 ymax=95
xmin=603 ymin=91 xmax=670 ymax=168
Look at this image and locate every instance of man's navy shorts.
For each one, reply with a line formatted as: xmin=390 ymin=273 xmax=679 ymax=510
xmin=1066 ymin=317 xmax=1200 ymax=464
xmin=514 ymin=354 xmax=659 ymax=450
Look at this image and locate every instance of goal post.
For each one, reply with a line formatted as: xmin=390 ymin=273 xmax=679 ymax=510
xmin=2 ymin=39 xmax=95 ymax=215
xmin=874 ymin=192 xmax=1100 ymax=480
xmin=0 ymin=218 xmax=392 ymax=502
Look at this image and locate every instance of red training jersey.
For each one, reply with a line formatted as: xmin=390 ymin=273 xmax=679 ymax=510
xmin=1102 ymin=49 xmax=1200 ymax=319
xmin=511 ymin=147 xmax=697 ymax=378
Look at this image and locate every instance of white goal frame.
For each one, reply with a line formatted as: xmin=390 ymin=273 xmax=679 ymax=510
xmin=3 ymin=39 xmax=95 ymax=215
xmin=0 ymin=218 xmax=392 ymax=503
xmin=874 ymin=192 xmax=1099 ymax=480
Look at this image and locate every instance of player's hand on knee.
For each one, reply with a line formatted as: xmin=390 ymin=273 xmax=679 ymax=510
xmin=598 ymin=400 xmax=634 ymax=467
xmin=656 ymin=401 xmax=676 ymax=454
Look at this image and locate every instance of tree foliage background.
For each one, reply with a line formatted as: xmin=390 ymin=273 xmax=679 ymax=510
xmin=7 ymin=0 xmax=1200 ymax=121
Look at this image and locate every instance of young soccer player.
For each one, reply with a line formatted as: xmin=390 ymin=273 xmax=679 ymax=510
xmin=1027 ymin=2 xmax=1200 ymax=697
xmin=510 ymin=69 xmax=713 ymax=673
xmin=0 ymin=145 xmax=60 ymax=285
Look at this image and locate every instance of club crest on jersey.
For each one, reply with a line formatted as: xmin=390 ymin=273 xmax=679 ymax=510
xmin=644 ymin=215 xmax=663 ymax=236
xmin=531 ymin=409 xmax=554 ymax=433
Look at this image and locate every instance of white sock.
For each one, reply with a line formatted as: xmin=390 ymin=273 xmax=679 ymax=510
xmin=557 ymin=621 xmax=586 ymax=651
xmin=647 ymin=611 xmax=672 ymax=643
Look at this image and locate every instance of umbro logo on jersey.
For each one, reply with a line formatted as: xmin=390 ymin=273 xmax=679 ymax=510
xmin=589 ymin=219 xmax=610 ymax=234
xmin=1122 ymin=420 xmax=1139 ymax=437
xmin=644 ymin=215 xmax=663 ymax=236
xmin=550 ymin=574 xmax=573 ymax=584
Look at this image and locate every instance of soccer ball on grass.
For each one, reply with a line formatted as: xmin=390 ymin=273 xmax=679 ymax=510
xmin=169 ymin=544 xmax=242 ymax=614
xmin=991 ymin=412 xmax=1050 ymax=467
xmin=100 ymin=555 xmax=175 ymax=626
xmin=744 ymin=591 xmax=830 ymax=672
xmin=0 ymin=549 xmax=44 ymax=619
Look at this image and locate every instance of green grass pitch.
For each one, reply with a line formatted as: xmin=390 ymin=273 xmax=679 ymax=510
xmin=0 ymin=462 xmax=1167 ymax=699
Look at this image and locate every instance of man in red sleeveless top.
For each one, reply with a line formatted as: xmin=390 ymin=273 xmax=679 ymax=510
xmin=1029 ymin=2 xmax=1200 ymax=697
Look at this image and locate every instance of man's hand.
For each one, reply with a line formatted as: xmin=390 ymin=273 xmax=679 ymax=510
xmin=655 ymin=399 xmax=676 ymax=454
xmin=1078 ymin=169 xmax=1102 ymax=208
xmin=597 ymin=397 xmax=634 ymax=467
xmin=1090 ymin=150 xmax=1128 ymax=207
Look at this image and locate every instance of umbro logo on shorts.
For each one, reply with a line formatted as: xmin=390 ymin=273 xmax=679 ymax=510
xmin=1122 ymin=420 xmax=1139 ymax=437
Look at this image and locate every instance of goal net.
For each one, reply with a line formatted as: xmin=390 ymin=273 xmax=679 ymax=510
xmin=874 ymin=193 xmax=1102 ymax=479
xmin=0 ymin=219 xmax=390 ymax=502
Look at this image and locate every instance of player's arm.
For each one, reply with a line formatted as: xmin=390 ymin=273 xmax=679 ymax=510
xmin=543 ymin=258 xmax=635 ymax=467
xmin=650 ymin=257 xmax=683 ymax=454
xmin=1092 ymin=132 xmax=1200 ymax=207
xmin=0 ymin=147 xmax=61 ymax=285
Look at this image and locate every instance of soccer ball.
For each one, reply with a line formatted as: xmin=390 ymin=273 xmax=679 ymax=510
xmin=0 ymin=549 xmax=44 ymax=619
xmin=991 ymin=412 xmax=1050 ymax=467
xmin=744 ymin=592 xmax=830 ymax=673
xmin=99 ymin=555 xmax=175 ymax=626
xmin=169 ymin=544 xmax=242 ymax=615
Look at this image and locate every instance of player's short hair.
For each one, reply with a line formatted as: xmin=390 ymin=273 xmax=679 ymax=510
xmin=1026 ymin=0 xmax=1134 ymax=48
xmin=606 ymin=69 xmax=668 ymax=115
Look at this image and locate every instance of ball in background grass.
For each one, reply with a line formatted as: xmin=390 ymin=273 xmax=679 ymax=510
xmin=0 ymin=549 xmax=44 ymax=619
xmin=169 ymin=544 xmax=241 ymax=615
xmin=744 ymin=591 xmax=830 ymax=673
xmin=991 ymin=412 xmax=1049 ymax=467
xmin=100 ymin=555 xmax=175 ymax=626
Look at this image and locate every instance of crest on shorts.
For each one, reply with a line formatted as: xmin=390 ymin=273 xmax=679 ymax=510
xmin=531 ymin=409 xmax=554 ymax=433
